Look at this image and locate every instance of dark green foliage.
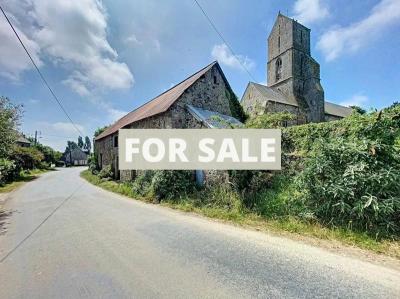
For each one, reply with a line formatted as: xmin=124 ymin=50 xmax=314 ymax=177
xmin=0 ymin=159 xmax=18 ymax=185
xmin=94 ymin=126 xmax=108 ymax=138
xmin=98 ymin=165 xmax=113 ymax=179
xmin=151 ymin=170 xmax=194 ymax=201
xmin=229 ymin=170 xmax=273 ymax=209
xmin=11 ymin=146 xmax=44 ymax=170
xmin=226 ymin=91 xmax=247 ymax=123
xmin=350 ymin=105 xmax=367 ymax=115
xmin=87 ymin=154 xmax=98 ymax=175
xmin=244 ymin=103 xmax=400 ymax=238
xmin=32 ymin=142 xmax=62 ymax=165
xmin=78 ymin=136 xmax=84 ymax=148
xmin=84 ymin=136 xmax=92 ymax=153
xmin=132 ymin=171 xmax=154 ymax=196
xmin=0 ymin=96 xmax=22 ymax=159
xmin=246 ymin=112 xmax=296 ymax=129
xmin=297 ymin=138 xmax=400 ymax=238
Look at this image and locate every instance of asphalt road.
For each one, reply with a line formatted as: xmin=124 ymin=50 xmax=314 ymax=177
xmin=0 ymin=167 xmax=399 ymax=298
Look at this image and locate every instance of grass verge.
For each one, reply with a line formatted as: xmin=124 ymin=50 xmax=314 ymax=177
xmin=0 ymin=168 xmax=52 ymax=194
xmin=80 ymin=170 xmax=400 ymax=259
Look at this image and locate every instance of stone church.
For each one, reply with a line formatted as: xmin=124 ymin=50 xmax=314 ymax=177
xmin=241 ymin=13 xmax=352 ymax=124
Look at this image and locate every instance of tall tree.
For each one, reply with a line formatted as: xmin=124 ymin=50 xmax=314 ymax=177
xmin=0 ymin=96 xmax=22 ymax=158
xmin=64 ymin=141 xmax=79 ymax=165
xmin=78 ymin=136 xmax=84 ymax=149
xmin=84 ymin=136 xmax=92 ymax=153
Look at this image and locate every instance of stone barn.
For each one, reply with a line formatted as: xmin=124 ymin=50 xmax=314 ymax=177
xmin=241 ymin=13 xmax=352 ymax=124
xmin=94 ymin=61 xmax=243 ymax=182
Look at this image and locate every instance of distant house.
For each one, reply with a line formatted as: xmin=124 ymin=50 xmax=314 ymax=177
xmin=63 ymin=148 xmax=89 ymax=166
xmin=16 ymin=135 xmax=31 ymax=147
xmin=94 ymin=61 xmax=242 ymax=182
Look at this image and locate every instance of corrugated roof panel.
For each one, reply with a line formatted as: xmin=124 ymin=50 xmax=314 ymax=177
xmin=186 ymin=105 xmax=243 ymax=129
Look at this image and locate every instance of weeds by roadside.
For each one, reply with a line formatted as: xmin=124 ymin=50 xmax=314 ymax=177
xmin=0 ymin=168 xmax=52 ymax=194
xmin=81 ymin=169 xmax=400 ymax=259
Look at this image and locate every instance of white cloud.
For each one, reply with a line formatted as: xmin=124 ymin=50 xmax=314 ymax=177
xmin=1 ymin=0 xmax=134 ymax=94
xmin=47 ymin=121 xmax=85 ymax=136
xmin=293 ymin=0 xmax=329 ymax=25
xmin=339 ymin=93 xmax=369 ymax=107
xmin=125 ymin=34 xmax=143 ymax=45
xmin=0 ymin=12 xmax=42 ymax=80
xmin=107 ymin=108 xmax=128 ymax=122
xmin=317 ymin=0 xmax=400 ymax=61
xmin=211 ymin=44 xmax=255 ymax=71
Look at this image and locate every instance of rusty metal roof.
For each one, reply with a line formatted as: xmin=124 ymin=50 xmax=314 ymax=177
xmin=95 ymin=61 xmax=218 ymax=141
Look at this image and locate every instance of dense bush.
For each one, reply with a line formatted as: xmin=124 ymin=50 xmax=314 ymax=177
xmin=297 ymin=137 xmax=400 ymax=237
xmin=88 ymin=154 xmax=99 ymax=174
xmin=151 ymin=170 xmax=194 ymax=200
xmin=243 ymin=104 xmax=400 ymax=238
xmin=246 ymin=112 xmax=296 ymax=129
xmin=33 ymin=142 xmax=62 ymax=165
xmin=132 ymin=171 xmax=154 ymax=196
xmin=98 ymin=165 xmax=113 ymax=179
xmin=0 ymin=158 xmax=18 ymax=185
xmin=11 ymin=146 xmax=44 ymax=170
xmin=0 ymin=97 xmax=21 ymax=159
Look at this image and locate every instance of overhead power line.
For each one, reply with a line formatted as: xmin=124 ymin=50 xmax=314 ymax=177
xmin=0 ymin=5 xmax=84 ymax=136
xmin=193 ymin=0 xmax=256 ymax=82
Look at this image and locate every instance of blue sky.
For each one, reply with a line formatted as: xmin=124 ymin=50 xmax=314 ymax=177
xmin=1 ymin=0 xmax=399 ymax=151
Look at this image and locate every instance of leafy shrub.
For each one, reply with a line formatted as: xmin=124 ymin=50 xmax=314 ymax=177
xmin=151 ymin=170 xmax=194 ymax=200
xmin=0 ymin=158 xmax=18 ymax=185
xmin=229 ymin=170 xmax=274 ymax=209
xmin=132 ymin=171 xmax=154 ymax=196
xmin=226 ymin=90 xmax=247 ymax=123
xmin=87 ymin=154 xmax=99 ymax=174
xmin=200 ymin=184 xmax=242 ymax=211
xmin=246 ymin=112 xmax=296 ymax=129
xmin=11 ymin=146 xmax=44 ymax=170
xmin=297 ymin=137 xmax=400 ymax=237
xmin=0 ymin=96 xmax=21 ymax=159
xmin=98 ymin=165 xmax=113 ymax=179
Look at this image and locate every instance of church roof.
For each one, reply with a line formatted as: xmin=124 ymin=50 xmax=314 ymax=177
xmin=95 ymin=61 xmax=223 ymax=141
xmin=325 ymin=101 xmax=353 ymax=118
xmin=246 ymin=82 xmax=352 ymax=118
xmin=186 ymin=104 xmax=243 ymax=129
xmin=250 ymin=82 xmax=298 ymax=106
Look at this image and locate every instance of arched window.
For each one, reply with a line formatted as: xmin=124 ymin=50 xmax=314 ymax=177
xmin=275 ymin=58 xmax=282 ymax=82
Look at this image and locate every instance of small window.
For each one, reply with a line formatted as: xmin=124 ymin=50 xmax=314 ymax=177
xmin=300 ymin=31 xmax=303 ymax=44
xmin=113 ymin=135 xmax=118 ymax=147
xmin=275 ymin=58 xmax=282 ymax=82
xmin=283 ymin=120 xmax=288 ymax=127
xmin=213 ymin=75 xmax=217 ymax=84
xmin=278 ymin=36 xmax=281 ymax=50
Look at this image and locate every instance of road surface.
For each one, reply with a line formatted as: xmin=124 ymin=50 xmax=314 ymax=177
xmin=0 ymin=167 xmax=399 ymax=298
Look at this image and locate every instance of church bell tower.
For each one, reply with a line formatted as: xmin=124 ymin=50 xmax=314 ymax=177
xmin=267 ymin=13 xmax=325 ymax=122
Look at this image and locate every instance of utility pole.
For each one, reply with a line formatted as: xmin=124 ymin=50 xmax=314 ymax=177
xmin=34 ymin=130 xmax=38 ymax=145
